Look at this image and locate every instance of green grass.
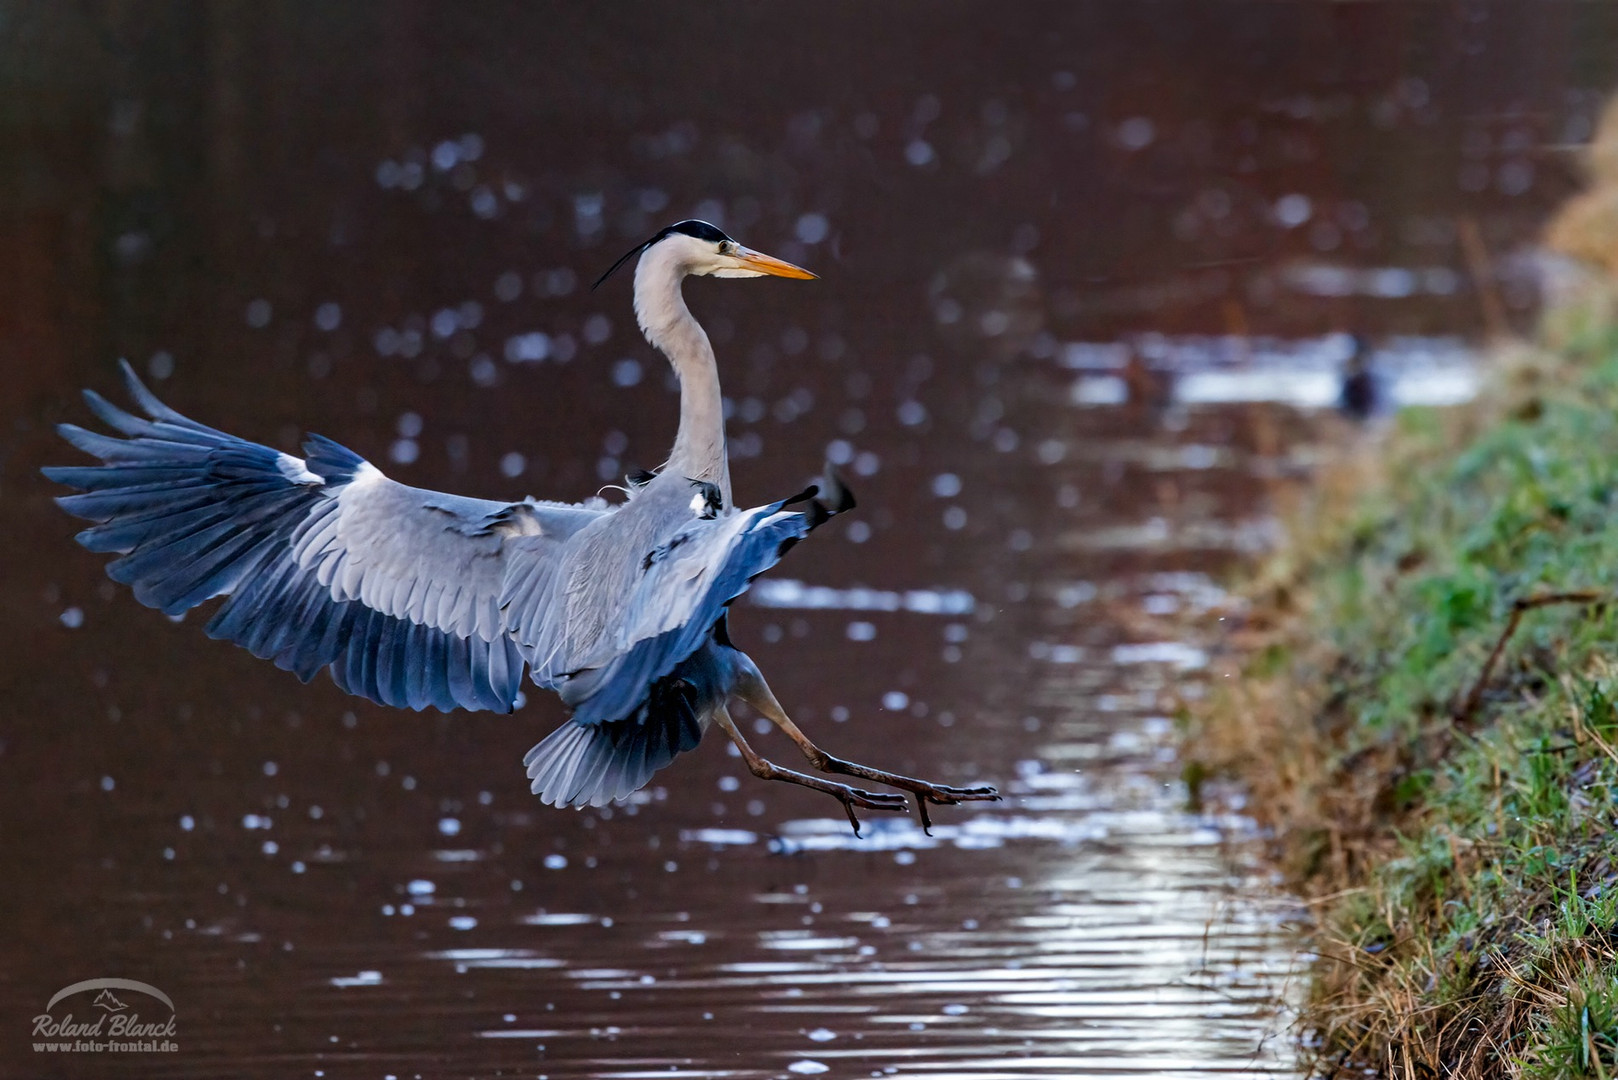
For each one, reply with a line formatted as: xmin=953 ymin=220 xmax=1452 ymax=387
xmin=1201 ymin=325 xmax=1618 ymax=1076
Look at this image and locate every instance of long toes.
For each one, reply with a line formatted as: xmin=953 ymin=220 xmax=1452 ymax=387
xmin=921 ymin=783 xmax=1001 ymax=805
xmin=849 ymin=789 xmax=909 ymax=812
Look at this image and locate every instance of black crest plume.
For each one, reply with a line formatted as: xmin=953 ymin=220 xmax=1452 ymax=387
xmin=591 ymin=220 xmax=734 ymax=291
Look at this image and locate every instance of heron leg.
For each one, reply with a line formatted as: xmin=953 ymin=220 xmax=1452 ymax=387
xmin=735 ymin=671 xmax=1000 ymax=833
xmin=710 ymin=706 xmax=907 ymax=837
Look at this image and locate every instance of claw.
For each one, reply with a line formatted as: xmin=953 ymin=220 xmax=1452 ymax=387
xmin=838 ymin=787 xmax=907 ymax=836
xmin=909 ymin=784 xmax=1000 ymax=831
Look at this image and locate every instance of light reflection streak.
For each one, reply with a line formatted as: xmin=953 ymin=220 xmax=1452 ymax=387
xmin=749 ymin=579 xmax=977 ymax=615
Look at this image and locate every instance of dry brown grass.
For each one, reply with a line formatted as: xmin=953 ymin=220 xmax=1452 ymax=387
xmin=1186 ymin=88 xmax=1618 ymax=1076
xmin=1186 ymin=341 xmax=1618 ymax=1078
xmin=1544 ymin=94 xmax=1618 ymax=334
xmin=1194 ymin=344 xmax=1553 ymax=848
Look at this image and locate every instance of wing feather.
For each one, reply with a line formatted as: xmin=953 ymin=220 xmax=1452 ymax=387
xmin=45 ymin=361 xmax=587 ymax=713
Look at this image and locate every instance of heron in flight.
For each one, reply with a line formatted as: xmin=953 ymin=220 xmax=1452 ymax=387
xmin=46 ymin=219 xmax=999 ymax=833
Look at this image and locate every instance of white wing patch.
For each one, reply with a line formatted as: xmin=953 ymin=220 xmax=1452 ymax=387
xmin=284 ymin=461 xmax=541 ymax=642
xmin=276 ymin=453 xmax=323 ymax=485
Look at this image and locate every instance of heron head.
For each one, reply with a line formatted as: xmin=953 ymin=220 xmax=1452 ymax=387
xmin=592 ymin=220 xmax=816 ymax=290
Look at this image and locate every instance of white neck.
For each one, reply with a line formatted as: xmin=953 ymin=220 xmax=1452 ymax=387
xmin=633 ymin=244 xmax=730 ymax=505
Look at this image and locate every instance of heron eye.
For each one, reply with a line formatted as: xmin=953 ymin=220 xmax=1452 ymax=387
xmin=718 ymin=241 xmax=734 ymax=255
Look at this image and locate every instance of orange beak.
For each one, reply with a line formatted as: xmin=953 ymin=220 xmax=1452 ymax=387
xmin=731 ymin=246 xmax=817 ymax=280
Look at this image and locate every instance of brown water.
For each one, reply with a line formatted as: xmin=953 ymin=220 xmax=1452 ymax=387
xmin=5 ymin=5 xmax=1616 ymax=1077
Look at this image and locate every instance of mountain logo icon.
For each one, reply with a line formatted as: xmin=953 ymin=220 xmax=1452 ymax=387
xmin=91 ymin=989 xmax=129 ymax=1012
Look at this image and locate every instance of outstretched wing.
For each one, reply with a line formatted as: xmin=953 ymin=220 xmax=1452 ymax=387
xmin=44 ymin=362 xmax=607 ymax=712
xmin=553 ymin=478 xmax=852 ymax=727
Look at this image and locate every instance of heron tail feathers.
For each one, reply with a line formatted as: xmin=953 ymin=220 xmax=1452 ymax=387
xmin=524 ymin=683 xmax=705 ymax=808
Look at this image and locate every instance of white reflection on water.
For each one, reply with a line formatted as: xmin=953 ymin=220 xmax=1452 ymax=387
xmin=428 ymin=948 xmax=565 ymax=970
xmin=1061 ymin=332 xmax=1478 ymax=410
xmin=750 ymin=579 xmax=977 ymax=615
xmin=1110 ymin=641 xmax=1210 ymax=670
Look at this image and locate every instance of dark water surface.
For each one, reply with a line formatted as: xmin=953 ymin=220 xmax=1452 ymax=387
xmin=5 ymin=5 xmax=1617 ymax=1077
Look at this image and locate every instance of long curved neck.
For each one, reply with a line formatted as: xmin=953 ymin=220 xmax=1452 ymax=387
xmin=633 ymin=249 xmax=730 ymax=505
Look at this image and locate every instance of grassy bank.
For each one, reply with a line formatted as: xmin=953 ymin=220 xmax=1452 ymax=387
xmin=1195 ymin=319 xmax=1618 ymax=1077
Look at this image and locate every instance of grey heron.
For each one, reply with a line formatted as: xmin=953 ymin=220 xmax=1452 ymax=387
xmin=45 ymin=219 xmax=999 ymax=834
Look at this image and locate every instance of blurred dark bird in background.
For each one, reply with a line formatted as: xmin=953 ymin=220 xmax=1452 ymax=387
xmin=1121 ymin=347 xmax=1176 ymax=415
xmin=1337 ymin=334 xmax=1384 ymax=421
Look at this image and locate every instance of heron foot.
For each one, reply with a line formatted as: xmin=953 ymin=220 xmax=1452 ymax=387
xmin=809 ymin=753 xmax=1000 ymax=832
xmin=724 ymin=676 xmax=1002 ymax=835
xmin=832 ymin=785 xmax=911 ymax=837
xmin=711 ymin=706 xmax=910 ymax=837
xmin=918 ymin=783 xmax=1002 ymax=804
xmin=790 ymin=751 xmax=1002 ymax=833
xmin=909 ymin=782 xmax=1002 ymax=833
